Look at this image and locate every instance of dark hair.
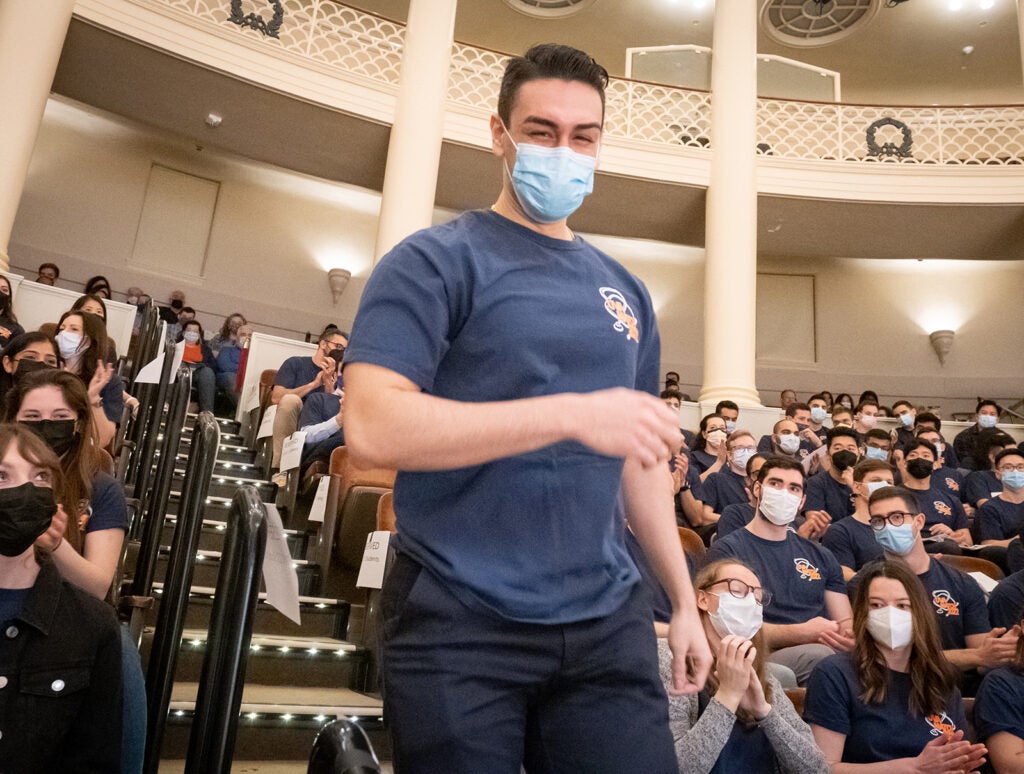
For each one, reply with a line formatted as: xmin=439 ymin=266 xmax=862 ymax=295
xmin=914 ymin=411 xmax=941 ymax=430
xmin=865 ymin=428 xmax=891 ymax=445
xmin=834 ymin=392 xmax=854 ymax=407
xmin=853 ymin=458 xmax=894 ymax=482
xmin=0 ymin=276 xmax=16 ymax=324
xmin=83 ymin=275 xmax=110 ymax=297
xmin=715 ymin=400 xmax=739 ymax=414
xmin=179 ymin=306 xmax=196 ymax=317
xmin=71 ymin=293 xmax=107 ymax=322
xmin=868 ymin=485 xmax=919 ymax=513
xmin=497 ymin=44 xmax=609 ymax=126
xmin=0 ymin=423 xmax=70 ymax=552
xmin=819 ymin=391 xmax=834 ymax=405
xmin=218 ymin=312 xmax=247 ymax=341
xmin=57 ymin=311 xmax=108 ymax=387
xmin=785 ymin=402 xmax=810 ymax=418
xmin=0 ymin=331 xmax=60 ymax=407
xmin=693 ymin=413 xmax=726 ymax=452
xmin=319 ymin=324 xmax=348 ymax=342
xmin=809 ymin=393 xmax=828 ymax=405
xmin=826 ymin=426 xmax=859 ymax=447
xmin=37 ymin=262 xmax=60 ymax=280
xmin=892 ymin=399 xmax=913 ymax=412
xmin=660 ymin=389 xmax=683 ymax=402
xmin=852 ymin=560 xmax=957 ymax=716
xmin=830 ymin=405 xmax=853 ymax=420
xmin=978 ymin=430 xmax=1017 ymax=469
xmin=756 ymin=455 xmax=806 ymax=485
xmin=855 ymin=399 xmax=879 ymax=413
xmin=858 ymin=390 xmax=879 ymax=405
xmin=977 ymin=399 xmax=1000 ymax=414
xmin=904 ymin=438 xmax=938 ymax=459
xmin=177 ymin=319 xmax=205 ymax=343
xmin=995 ymin=448 xmax=1024 ymax=469
xmin=665 ymin=371 xmax=680 ymax=382
xmin=746 ymin=452 xmax=768 ymax=477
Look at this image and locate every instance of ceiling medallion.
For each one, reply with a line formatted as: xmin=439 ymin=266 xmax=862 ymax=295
xmin=502 ymin=0 xmax=598 ymax=19
xmin=760 ymin=0 xmax=880 ymax=47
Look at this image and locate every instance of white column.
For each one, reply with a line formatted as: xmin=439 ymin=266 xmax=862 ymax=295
xmin=1019 ymin=0 xmax=1024 ymax=91
xmin=0 ymin=0 xmax=77 ymax=271
xmin=372 ymin=0 xmax=457 ymax=262
xmin=699 ymin=0 xmax=761 ymax=407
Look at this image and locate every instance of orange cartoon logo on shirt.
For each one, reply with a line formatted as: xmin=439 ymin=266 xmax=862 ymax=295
xmin=944 ymin=477 xmax=960 ymax=492
xmin=932 ymin=590 xmax=960 ymax=617
xmin=599 ymin=287 xmax=639 ymax=344
xmin=934 ymin=501 xmax=952 ymax=518
xmin=926 ymin=712 xmax=957 ymax=737
xmin=794 ymin=558 xmax=821 ymax=581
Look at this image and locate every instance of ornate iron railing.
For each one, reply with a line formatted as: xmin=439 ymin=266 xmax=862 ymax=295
xmin=130 ymin=0 xmax=1024 ymax=166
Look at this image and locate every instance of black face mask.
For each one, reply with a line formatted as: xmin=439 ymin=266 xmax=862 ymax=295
xmin=906 ymin=458 xmax=934 ymax=480
xmin=0 ymin=482 xmax=56 ymax=557
xmin=13 ymin=358 xmax=55 ymax=382
xmin=19 ymin=419 xmax=79 ymax=458
xmin=831 ymin=450 xmax=858 ymax=471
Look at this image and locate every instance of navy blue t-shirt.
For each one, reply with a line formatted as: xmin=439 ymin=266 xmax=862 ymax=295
xmin=274 ymin=356 xmax=341 ymax=399
xmin=298 ymin=392 xmax=342 ymax=432
xmin=988 ymin=569 xmax=1024 ymax=629
xmin=345 ymin=210 xmax=660 ymax=624
xmin=803 ymin=470 xmax=854 ymax=522
xmin=908 ymin=483 xmax=969 ymax=533
xmin=0 ymin=587 xmax=29 ymax=627
xmin=706 ymin=528 xmax=846 ymax=625
xmin=821 ymin=517 xmax=882 ymax=572
xmin=85 ymin=472 xmax=127 ymax=533
xmin=697 ymin=691 xmax=776 ymax=774
xmin=717 ymin=502 xmax=755 ymax=539
xmin=804 ymin=652 xmax=968 ymax=764
xmin=689 ymin=448 xmax=718 ymax=476
xmin=932 ymin=466 xmax=967 ymax=504
xmin=977 ymin=497 xmax=1024 ymax=542
xmin=975 ymin=666 xmax=1024 ymax=743
xmin=702 ymin=468 xmax=747 ymax=515
xmin=964 ymin=470 xmax=1001 ymax=508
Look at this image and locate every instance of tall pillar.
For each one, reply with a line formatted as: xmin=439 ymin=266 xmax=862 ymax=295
xmin=373 ymin=0 xmax=457 ymax=262
xmin=0 ymin=0 xmax=77 ymax=271
xmin=698 ymin=0 xmax=762 ymax=406
xmin=1019 ymin=0 xmax=1024 ymax=91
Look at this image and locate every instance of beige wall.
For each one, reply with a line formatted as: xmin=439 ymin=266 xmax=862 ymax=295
xmin=11 ymin=98 xmax=1024 ymax=418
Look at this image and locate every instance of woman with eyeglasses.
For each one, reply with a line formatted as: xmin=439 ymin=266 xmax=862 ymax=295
xmin=804 ymin=560 xmax=986 ymax=772
xmin=658 ymin=558 xmax=827 ymax=774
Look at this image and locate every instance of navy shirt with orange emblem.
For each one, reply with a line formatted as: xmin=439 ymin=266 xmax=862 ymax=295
xmin=910 ymin=482 xmax=969 ymax=533
xmin=345 ymin=210 xmax=660 ymax=625
xmin=706 ymin=527 xmax=846 ymax=625
xmin=805 ymin=652 xmax=968 ymax=764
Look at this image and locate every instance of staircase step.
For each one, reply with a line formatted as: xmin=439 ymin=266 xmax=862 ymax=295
xmin=145 ymin=549 xmax=318 ymax=594
xmin=185 ymin=413 xmax=242 ymax=435
xmin=170 ymin=476 xmax=276 ymax=502
xmin=177 ymin=447 xmax=257 ymax=465
xmin=156 ymin=520 xmax=308 ymax=558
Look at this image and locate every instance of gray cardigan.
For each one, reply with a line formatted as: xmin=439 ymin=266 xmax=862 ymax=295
xmin=658 ymin=640 xmax=829 ymax=774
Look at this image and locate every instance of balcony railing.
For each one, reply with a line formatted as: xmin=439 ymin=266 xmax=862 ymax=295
xmin=132 ymin=0 xmax=1024 ymax=166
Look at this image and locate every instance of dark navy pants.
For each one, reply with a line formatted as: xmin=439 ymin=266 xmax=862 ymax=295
xmin=380 ymin=553 xmax=677 ymax=773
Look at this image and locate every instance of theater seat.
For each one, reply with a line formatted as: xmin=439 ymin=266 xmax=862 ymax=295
xmin=785 ymin=687 xmax=805 ymax=717
xmin=678 ymin=526 xmax=707 ymax=561
xmin=937 ymin=554 xmax=1005 ymax=581
xmin=376 ymin=491 xmax=396 ymax=534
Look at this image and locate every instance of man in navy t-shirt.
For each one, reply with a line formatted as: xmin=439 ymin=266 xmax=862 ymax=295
xmin=801 ymin=426 xmax=860 ymax=534
xmin=706 ymin=458 xmax=853 ymax=685
xmin=898 ymin=438 xmax=972 ymax=552
xmin=977 ymin=449 xmax=1024 ymax=546
xmin=343 ymin=44 xmax=708 ymax=772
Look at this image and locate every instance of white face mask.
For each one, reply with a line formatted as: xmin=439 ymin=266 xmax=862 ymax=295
xmin=758 ymin=484 xmax=801 ymax=526
xmin=706 ymin=429 xmax=726 ymax=446
xmin=708 ymin=592 xmax=763 ymax=641
xmin=866 ymin=605 xmax=913 ymax=650
xmin=724 ymin=420 xmax=737 ymax=434
xmin=778 ymin=434 xmax=801 ymax=454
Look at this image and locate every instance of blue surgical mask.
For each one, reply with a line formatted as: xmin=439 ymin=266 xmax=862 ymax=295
xmin=732 ymin=448 xmax=755 ymax=471
xmin=810 ymin=406 xmax=827 ymax=423
xmin=504 ymin=127 xmax=597 ymax=224
xmin=183 ymin=331 xmax=200 ymax=344
xmin=1003 ymin=471 xmax=1024 ymax=490
xmin=979 ymin=414 xmax=998 ymax=429
xmin=899 ymin=412 xmax=914 ymax=427
xmin=866 ymin=480 xmax=890 ymax=496
xmin=865 ymin=446 xmax=889 ymax=461
xmin=724 ymin=420 xmax=737 ymax=434
xmin=874 ymin=523 xmax=916 ymax=555
xmin=55 ymin=330 xmax=83 ymax=358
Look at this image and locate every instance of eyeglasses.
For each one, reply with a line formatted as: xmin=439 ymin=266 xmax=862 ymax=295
xmin=701 ymin=578 xmax=772 ymax=606
xmin=999 ymin=464 xmax=1024 ymax=473
xmin=869 ymin=511 xmax=915 ymax=531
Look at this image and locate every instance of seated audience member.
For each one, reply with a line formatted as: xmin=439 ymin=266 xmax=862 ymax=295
xmin=858 ymin=390 xmax=879 ymax=405
xmin=690 ymin=413 xmax=728 ymax=480
xmin=269 ymin=326 xmax=347 ymax=483
xmin=716 ymin=454 xmax=767 ymax=540
xmin=715 ymin=400 xmax=739 ymax=435
xmin=807 ymin=394 xmax=831 ymax=442
xmin=890 ymin=400 xmax=916 ymax=449
xmin=216 ymin=323 xmax=251 ymax=409
xmin=178 ymin=320 xmax=218 ymax=414
xmin=55 ymin=310 xmax=121 ymax=447
xmin=664 ymin=370 xmax=680 ymax=390
xmin=818 ymin=391 xmax=834 ymax=409
xmin=955 ymin=399 xmax=1001 ymax=472
xmin=862 ymin=428 xmax=892 ymax=463
xmin=876 ymin=406 xmax=892 ymax=418
xmin=167 ymin=305 xmax=196 ymax=343
xmin=659 ymin=559 xmax=828 ymax=774
xmin=964 ymin=430 xmax=1017 ymax=509
xmin=209 ymin=312 xmax=247 ymax=356
xmin=789 ymin=402 xmax=824 ymax=452
xmin=863 ymin=486 xmax=1016 ymax=692
xmin=822 ymin=460 xmax=892 ymax=580
xmin=829 ymin=405 xmax=853 ymax=429
xmin=672 ymin=436 xmax=710 ymax=541
xmin=702 ymin=431 xmax=758 ymax=523
xmin=758 ymin=418 xmax=804 ymax=461
xmin=802 ymin=427 xmax=860 ymax=528
xmin=780 ymin=389 xmax=797 ymax=409
xmin=913 ymin=425 xmax=965 ymax=506
xmin=0 ymin=333 xmax=59 ymax=415
xmin=975 ymin=618 xmax=1024 ymax=774
xmin=159 ymin=289 xmax=186 ymax=325
xmin=69 ymin=293 xmax=119 ymax=361
xmin=906 ymin=411 xmax=960 ymax=467
xmin=35 ymin=262 xmax=60 ymax=285
xmin=988 ymin=559 xmax=1024 ymax=630
xmin=0 ymin=275 xmax=24 ymax=347
xmin=124 ymin=287 xmax=150 ymax=333
xmin=851 ymin=400 xmax=880 ymax=442
xmin=297 ymin=352 xmax=346 ymax=478
xmin=0 ymin=424 xmax=123 ymax=772
xmin=897 ymin=439 xmax=971 ymax=552
xmin=661 ymin=388 xmax=695 ymax=448
xmin=977 ymin=448 xmax=1024 ymax=548
xmin=804 ymin=560 xmax=986 ymax=771
xmin=706 ymin=458 xmax=853 ymax=686
xmin=83 ymin=276 xmax=111 ymax=300
xmin=833 ymin=393 xmax=854 ymax=412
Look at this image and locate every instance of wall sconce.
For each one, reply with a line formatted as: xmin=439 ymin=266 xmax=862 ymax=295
xmin=929 ymin=329 xmax=954 ymax=365
xmin=327 ymin=268 xmax=351 ymax=304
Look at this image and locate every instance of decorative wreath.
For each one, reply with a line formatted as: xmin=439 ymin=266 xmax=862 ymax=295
xmin=865 ymin=117 xmax=913 ymax=159
xmin=227 ymin=0 xmax=284 ymax=39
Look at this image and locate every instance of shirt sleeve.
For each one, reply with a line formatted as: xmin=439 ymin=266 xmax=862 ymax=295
xmin=822 ymin=526 xmax=856 ymax=571
xmin=803 ymin=477 xmax=826 ymax=513
xmin=988 ymin=582 xmax=1024 ymax=630
xmin=977 ymin=502 xmax=1003 ymax=542
xmin=975 ymin=670 xmax=1024 ymax=741
xmin=85 ymin=473 xmax=128 ymax=533
xmin=274 ymin=357 xmax=299 ymax=388
xmin=819 ymin=545 xmax=848 ymax=595
xmin=100 ymin=372 xmax=124 ymax=424
xmin=950 ymin=497 xmax=969 ymax=531
xmin=803 ymin=657 xmax=852 ymax=736
xmin=959 ymin=570 xmax=992 ymax=637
